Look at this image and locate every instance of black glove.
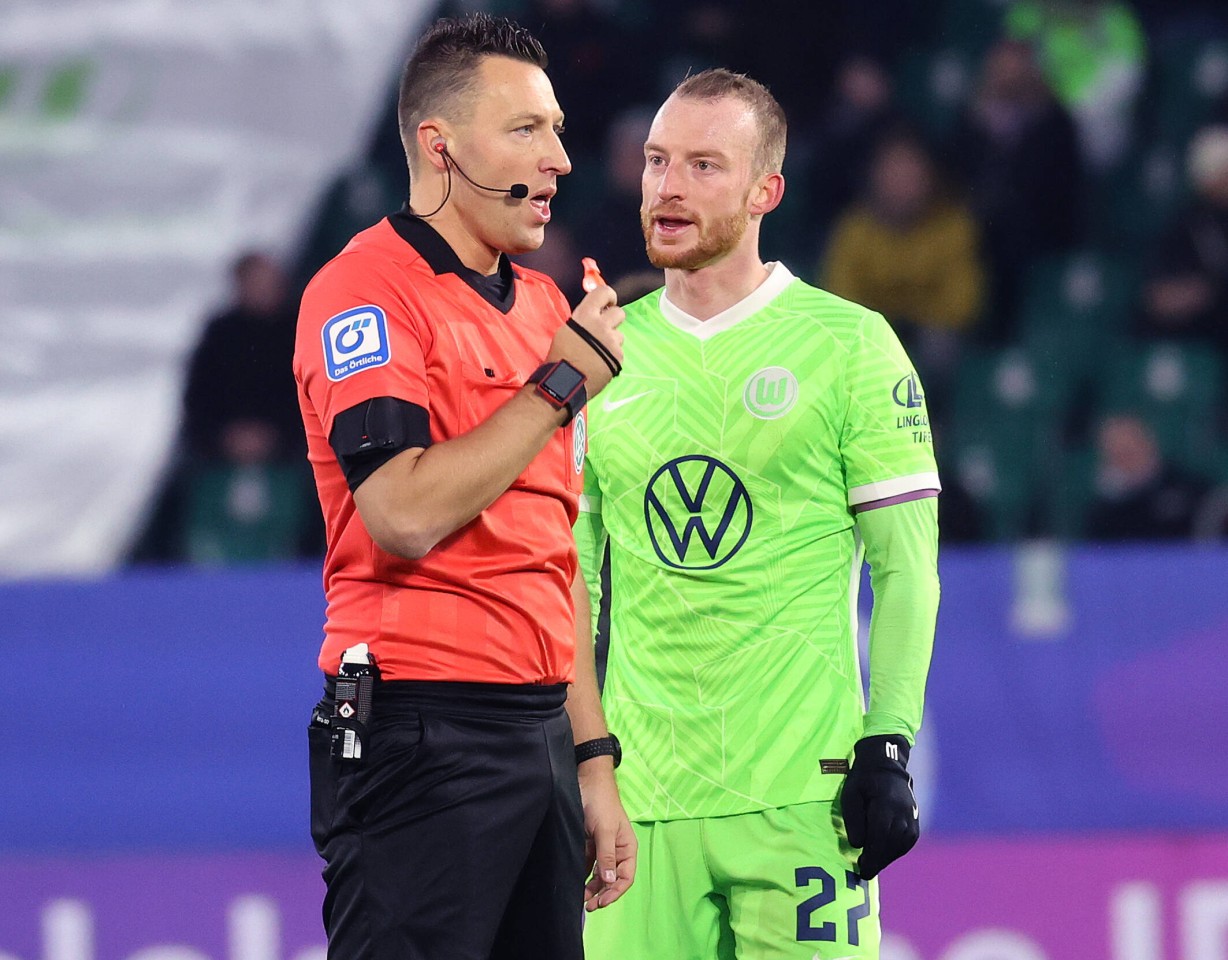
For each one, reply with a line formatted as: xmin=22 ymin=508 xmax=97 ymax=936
xmin=840 ymin=734 xmax=919 ymax=880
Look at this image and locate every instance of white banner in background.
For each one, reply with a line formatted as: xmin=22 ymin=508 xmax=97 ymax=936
xmin=0 ymin=0 xmax=430 ymax=576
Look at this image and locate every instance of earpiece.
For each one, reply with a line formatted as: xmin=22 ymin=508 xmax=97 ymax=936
xmin=432 ymin=139 xmax=447 ymax=154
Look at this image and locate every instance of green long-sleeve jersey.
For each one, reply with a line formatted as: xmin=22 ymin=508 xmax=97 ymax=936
xmin=576 ymin=264 xmax=940 ymax=821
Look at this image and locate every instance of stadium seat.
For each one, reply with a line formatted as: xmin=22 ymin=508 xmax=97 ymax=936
xmin=1012 ymin=250 xmax=1136 ymax=432
xmin=894 ymin=46 xmax=976 ymax=140
xmin=183 ymin=464 xmax=310 ymax=565
xmin=947 ymin=345 xmax=1066 ymax=539
xmin=1045 ymin=446 xmax=1098 ymax=539
xmin=1094 ymin=339 xmax=1226 ymax=473
xmin=1019 ymin=249 xmax=1136 ymax=337
xmin=944 ymin=433 xmax=1037 ymax=540
xmin=1088 ymin=140 xmax=1187 ymax=255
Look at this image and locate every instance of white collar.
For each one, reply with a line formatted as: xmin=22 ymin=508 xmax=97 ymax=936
xmin=659 ymin=262 xmax=795 ymax=341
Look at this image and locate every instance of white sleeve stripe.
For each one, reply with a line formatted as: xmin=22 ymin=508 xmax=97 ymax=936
xmin=578 ymin=494 xmax=601 ymax=513
xmin=847 ymin=471 xmax=942 ymax=506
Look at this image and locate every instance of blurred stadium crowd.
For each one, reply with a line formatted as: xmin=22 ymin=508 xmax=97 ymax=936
xmin=133 ymin=0 xmax=1228 ymax=564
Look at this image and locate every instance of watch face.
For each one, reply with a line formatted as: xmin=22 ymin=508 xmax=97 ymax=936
xmin=544 ymin=362 xmax=585 ymax=401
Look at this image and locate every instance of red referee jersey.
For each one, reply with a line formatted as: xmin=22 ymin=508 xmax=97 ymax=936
xmin=293 ymin=211 xmax=586 ymax=684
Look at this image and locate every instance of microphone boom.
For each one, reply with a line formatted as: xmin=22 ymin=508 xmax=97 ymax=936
xmin=444 ymin=147 xmax=529 ymax=200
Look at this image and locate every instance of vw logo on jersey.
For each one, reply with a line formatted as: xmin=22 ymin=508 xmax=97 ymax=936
xmin=571 ymin=411 xmax=586 ymax=474
xmin=743 ymin=366 xmax=798 ymax=420
xmin=644 ymin=456 xmax=753 ymax=569
xmin=892 ymin=372 xmax=925 ymax=408
xmin=323 ymin=305 xmax=391 ymax=381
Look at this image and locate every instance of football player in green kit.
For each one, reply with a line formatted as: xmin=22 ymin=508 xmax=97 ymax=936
xmin=577 ymin=69 xmax=940 ymax=960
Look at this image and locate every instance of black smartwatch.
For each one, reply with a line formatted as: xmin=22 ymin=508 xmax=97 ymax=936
xmin=527 ymin=360 xmax=587 ymax=426
xmin=575 ymin=733 xmax=621 ymax=768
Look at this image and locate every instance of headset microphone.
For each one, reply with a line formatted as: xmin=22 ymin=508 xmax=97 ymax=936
xmin=436 ymin=141 xmax=530 ymax=200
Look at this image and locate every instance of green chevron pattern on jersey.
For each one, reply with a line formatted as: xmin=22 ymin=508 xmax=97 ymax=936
xmin=578 ymin=264 xmax=939 ymax=821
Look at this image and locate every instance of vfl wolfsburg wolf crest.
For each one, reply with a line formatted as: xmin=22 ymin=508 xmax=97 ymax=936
xmin=743 ymin=366 xmax=798 ymax=419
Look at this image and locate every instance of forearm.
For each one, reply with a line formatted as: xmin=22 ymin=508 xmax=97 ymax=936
xmin=354 ymin=385 xmax=566 ymax=558
xmin=568 ymin=572 xmax=635 ymax=908
xmin=857 ymin=496 xmax=940 ymax=742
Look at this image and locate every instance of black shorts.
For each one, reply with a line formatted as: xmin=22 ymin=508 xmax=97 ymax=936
xmin=308 ymin=679 xmax=585 ymax=960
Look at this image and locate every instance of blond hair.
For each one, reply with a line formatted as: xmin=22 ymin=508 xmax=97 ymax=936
xmin=671 ymin=68 xmax=787 ymax=175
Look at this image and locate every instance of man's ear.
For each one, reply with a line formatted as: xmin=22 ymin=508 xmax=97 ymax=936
xmin=749 ymin=172 xmax=785 ymax=217
xmin=416 ymin=120 xmax=450 ymax=172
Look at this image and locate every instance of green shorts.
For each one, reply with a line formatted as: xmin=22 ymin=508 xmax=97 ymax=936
xmin=583 ymin=801 xmax=879 ymax=960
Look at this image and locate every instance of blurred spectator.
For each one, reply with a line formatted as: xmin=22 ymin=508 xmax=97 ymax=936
xmin=575 ymin=106 xmax=656 ymax=291
xmin=947 ymin=38 xmax=1084 ymax=335
xmin=1085 ymin=412 xmax=1211 ymax=539
xmin=129 ymin=251 xmax=318 ymax=565
xmin=820 ymin=132 xmax=986 ymax=409
xmin=1134 ymin=124 xmax=1228 ymax=352
xmin=183 ymin=252 xmax=303 ymax=465
xmin=176 ymin=251 xmax=317 ymax=564
xmin=808 ymin=56 xmax=903 ymax=238
xmin=1005 ymin=0 xmax=1148 ymax=168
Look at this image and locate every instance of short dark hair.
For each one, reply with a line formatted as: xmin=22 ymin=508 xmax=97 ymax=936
xmin=397 ymin=13 xmax=547 ymax=154
xmin=671 ymin=68 xmax=787 ymax=176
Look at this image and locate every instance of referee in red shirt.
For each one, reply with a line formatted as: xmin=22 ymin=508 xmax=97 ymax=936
xmin=293 ymin=14 xmax=634 ymax=960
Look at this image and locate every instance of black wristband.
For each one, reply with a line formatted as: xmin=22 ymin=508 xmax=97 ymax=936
xmin=575 ymin=733 xmax=621 ymax=768
xmin=566 ymin=318 xmax=622 ymax=377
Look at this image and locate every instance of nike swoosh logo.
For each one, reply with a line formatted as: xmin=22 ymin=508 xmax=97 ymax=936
xmin=602 ymin=391 xmax=653 ymax=412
